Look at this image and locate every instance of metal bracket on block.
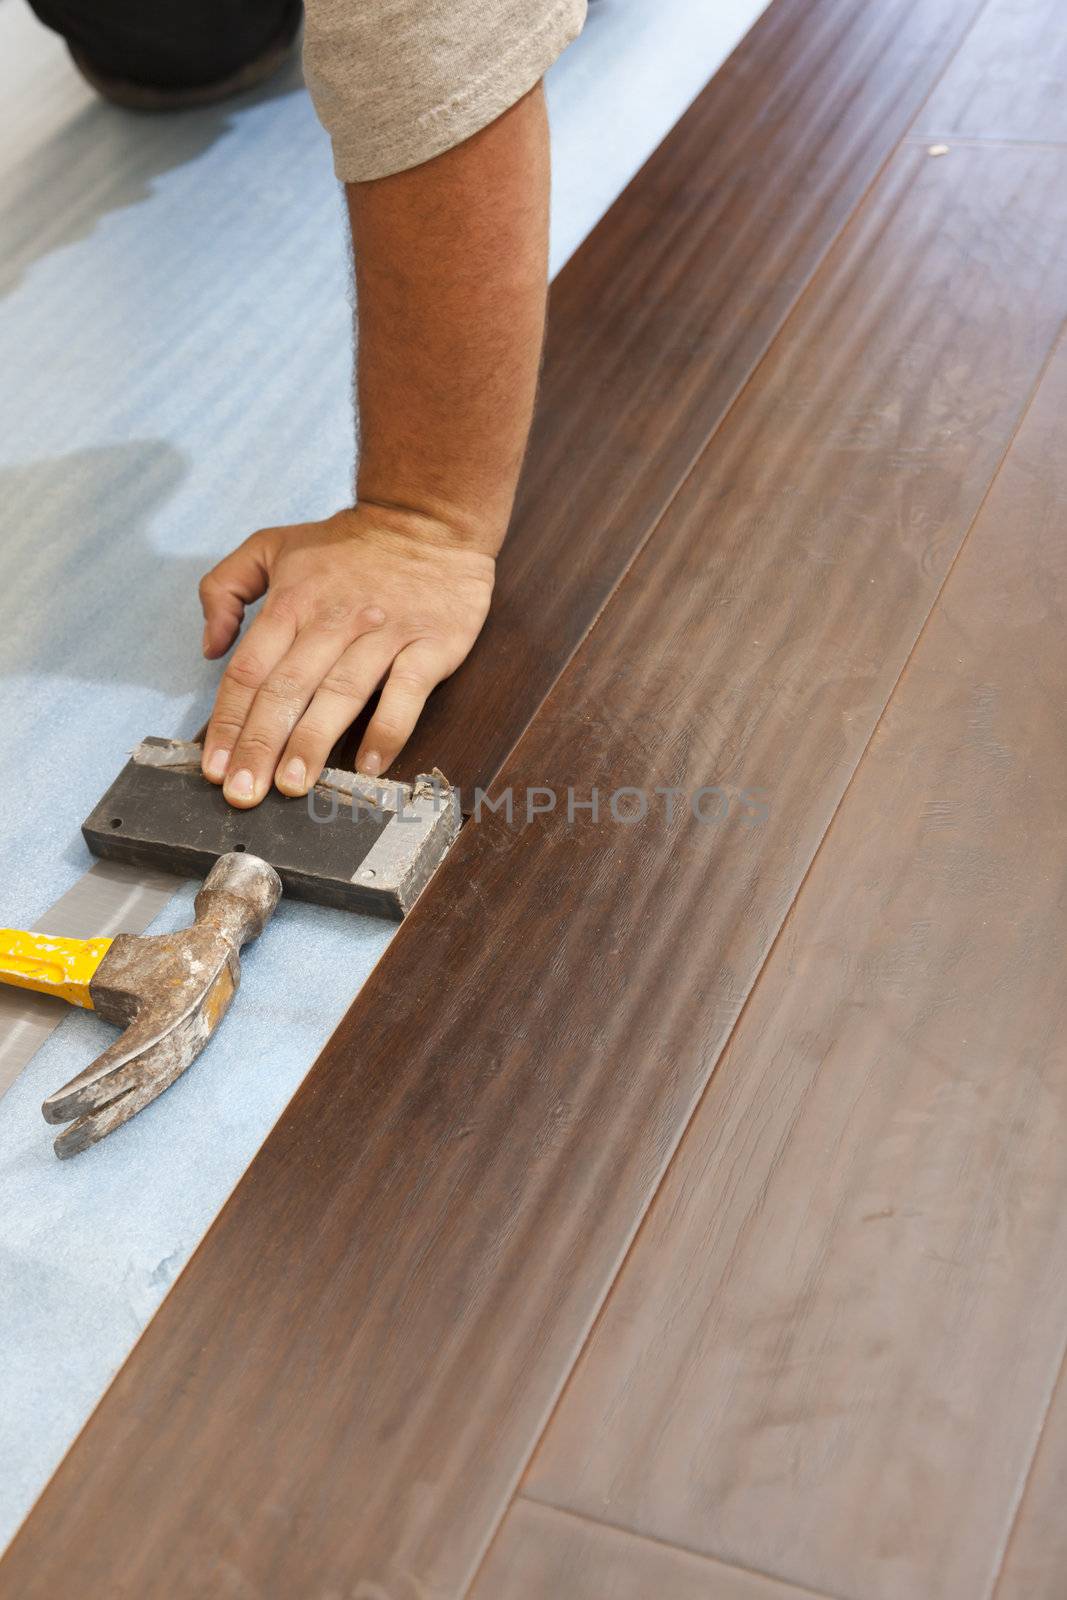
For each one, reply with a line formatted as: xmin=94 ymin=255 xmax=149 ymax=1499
xmin=82 ymin=739 xmax=460 ymax=920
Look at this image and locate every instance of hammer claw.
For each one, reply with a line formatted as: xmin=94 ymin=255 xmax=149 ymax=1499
xmin=51 ymin=973 xmax=235 ymax=1157
xmin=40 ymin=853 xmax=281 ymax=1156
xmin=42 ymin=959 xmax=234 ymax=1128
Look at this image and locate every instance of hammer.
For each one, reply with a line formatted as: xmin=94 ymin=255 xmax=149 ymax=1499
xmin=0 ymin=853 xmax=281 ymax=1157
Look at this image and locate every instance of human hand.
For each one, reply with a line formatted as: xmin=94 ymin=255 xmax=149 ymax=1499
xmin=198 ymin=505 xmax=495 ymax=807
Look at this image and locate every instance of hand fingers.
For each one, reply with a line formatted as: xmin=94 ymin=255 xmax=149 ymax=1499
xmin=275 ymin=634 xmax=398 ymax=795
xmin=356 ymin=643 xmax=448 ymax=778
xmin=201 ymin=603 xmax=298 ymax=790
xmin=220 ymin=623 xmax=384 ymax=807
xmin=199 ymin=535 xmax=270 ymax=659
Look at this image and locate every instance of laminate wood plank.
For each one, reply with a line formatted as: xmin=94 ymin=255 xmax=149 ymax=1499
xmin=5 ymin=136 xmax=1066 ymax=1600
xmin=527 ymin=334 xmax=1067 ymax=1600
xmin=994 ymin=1356 xmax=1067 ymax=1598
xmin=471 ymin=1500 xmax=821 ymax=1600
xmin=336 ymin=0 xmax=989 ymax=795
xmin=915 ymin=0 xmax=1067 ymax=143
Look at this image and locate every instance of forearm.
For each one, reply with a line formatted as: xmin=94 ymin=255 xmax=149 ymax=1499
xmin=201 ymin=87 xmax=553 ymax=804
xmin=347 ymin=82 xmax=551 ymax=554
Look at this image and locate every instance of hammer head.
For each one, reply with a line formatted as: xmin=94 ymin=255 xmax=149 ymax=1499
xmin=42 ymin=853 xmax=281 ymax=1157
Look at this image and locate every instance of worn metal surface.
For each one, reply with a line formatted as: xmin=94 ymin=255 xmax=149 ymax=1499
xmin=83 ymin=738 xmax=459 ymax=917
xmin=42 ymin=853 xmax=282 ymax=1157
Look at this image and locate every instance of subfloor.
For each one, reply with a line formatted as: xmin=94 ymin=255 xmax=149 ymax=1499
xmin=3 ymin=0 xmax=1067 ymax=1596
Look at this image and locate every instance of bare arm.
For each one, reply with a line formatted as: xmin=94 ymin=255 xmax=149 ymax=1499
xmin=199 ymin=84 xmax=550 ymax=806
xmin=353 ymin=80 xmax=550 ymax=552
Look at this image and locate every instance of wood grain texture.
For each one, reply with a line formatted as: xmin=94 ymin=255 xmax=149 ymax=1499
xmin=6 ymin=135 xmax=1067 ymax=1600
xmin=527 ymin=335 xmax=1067 ymax=1600
xmin=471 ymin=1500 xmax=820 ymax=1600
xmin=996 ymin=1355 xmax=1067 ymax=1599
xmin=337 ymin=0 xmax=989 ymax=796
xmin=915 ymin=0 xmax=1067 ymax=143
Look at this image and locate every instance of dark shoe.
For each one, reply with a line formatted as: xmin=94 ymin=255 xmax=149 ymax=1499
xmin=43 ymin=0 xmax=302 ymax=111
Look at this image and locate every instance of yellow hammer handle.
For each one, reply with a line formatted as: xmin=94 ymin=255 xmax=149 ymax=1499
xmin=0 ymin=929 xmax=113 ymax=1009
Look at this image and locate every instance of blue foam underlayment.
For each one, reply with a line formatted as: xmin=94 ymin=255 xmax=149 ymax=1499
xmin=0 ymin=0 xmax=770 ymax=1549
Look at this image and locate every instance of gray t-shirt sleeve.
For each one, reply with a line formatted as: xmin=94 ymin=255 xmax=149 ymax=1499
xmin=303 ymin=0 xmax=587 ymax=182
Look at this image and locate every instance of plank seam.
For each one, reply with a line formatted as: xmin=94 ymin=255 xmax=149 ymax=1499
xmin=506 ymin=1496 xmax=848 ymax=1600
xmin=990 ymin=1337 xmax=1067 ymax=1597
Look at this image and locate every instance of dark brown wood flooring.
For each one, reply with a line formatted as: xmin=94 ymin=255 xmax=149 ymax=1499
xmin=6 ymin=1 xmax=1067 ymax=1596
xmin=524 ymin=317 xmax=1067 ymax=1600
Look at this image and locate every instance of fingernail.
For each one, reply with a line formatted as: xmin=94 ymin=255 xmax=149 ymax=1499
xmin=359 ymin=750 xmax=382 ymax=777
xmin=204 ymin=747 xmax=230 ymax=781
xmin=281 ymin=757 xmax=306 ymax=792
xmin=225 ymin=768 xmax=255 ymax=802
